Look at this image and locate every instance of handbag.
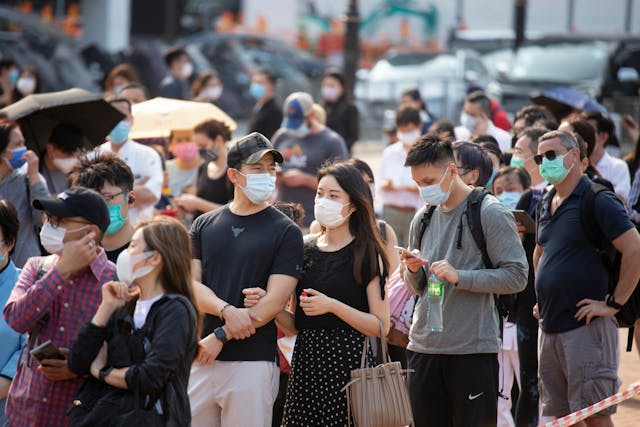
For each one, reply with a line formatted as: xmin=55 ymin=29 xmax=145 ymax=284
xmin=342 ymin=319 xmax=414 ymax=427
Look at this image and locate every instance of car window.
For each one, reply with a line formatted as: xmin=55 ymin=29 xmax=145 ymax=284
xmin=508 ymin=43 xmax=608 ymax=83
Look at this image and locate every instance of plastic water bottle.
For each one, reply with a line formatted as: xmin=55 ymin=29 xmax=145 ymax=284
xmin=426 ymin=277 xmax=444 ymax=332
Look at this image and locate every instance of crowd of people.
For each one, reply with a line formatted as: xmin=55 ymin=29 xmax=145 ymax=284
xmin=0 ymin=45 xmax=640 ymax=427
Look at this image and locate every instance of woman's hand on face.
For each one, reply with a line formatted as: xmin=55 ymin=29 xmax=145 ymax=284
xmin=242 ymin=287 xmax=266 ymax=308
xmin=101 ymin=281 xmax=131 ymax=308
xmin=299 ymin=288 xmax=335 ymax=316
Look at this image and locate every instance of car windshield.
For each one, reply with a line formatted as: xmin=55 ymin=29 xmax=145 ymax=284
xmin=507 ymin=43 xmax=608 ymax=83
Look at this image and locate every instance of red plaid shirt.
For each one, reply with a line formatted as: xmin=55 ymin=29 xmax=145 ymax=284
xmin=2 ymin=250 xmax=116 ymax=427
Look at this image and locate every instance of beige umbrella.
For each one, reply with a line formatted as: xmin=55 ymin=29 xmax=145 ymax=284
xmin=129 ymin=97 xmax=237 ymax=139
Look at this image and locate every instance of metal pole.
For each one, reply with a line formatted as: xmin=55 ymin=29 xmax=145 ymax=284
xmin=343 ymin=0 xmax=361 ymax=100
xmin=625 ymin=0 xmax=633 ymax=33
xmin=514 ymin=0 xmax=527 ymax=51
xmin=567 ymin=0 xmax=575 ymax=32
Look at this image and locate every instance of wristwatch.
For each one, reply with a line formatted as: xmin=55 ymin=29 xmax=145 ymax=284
xmin=605 ymin=294 xmax=624 ymax=311
xmin=213 ymin=326 xmax=228 ymax=344
xmin=98 ymin=366 xmax=114 ymax=382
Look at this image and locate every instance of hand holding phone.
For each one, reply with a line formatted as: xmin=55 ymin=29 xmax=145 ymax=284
xmin=30 ymin=340 xmax=65 ymax=362
xmin=394 ymin=246 xmax=417 ymax=259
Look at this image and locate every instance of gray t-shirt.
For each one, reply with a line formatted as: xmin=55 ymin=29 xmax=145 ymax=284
xmin=403 ymin=193 xmax=528 ymax=354
xmin=166 ymin=159 xmax=198 ymax=197
xmin=272 ymin=128 xmax=348 ymax=226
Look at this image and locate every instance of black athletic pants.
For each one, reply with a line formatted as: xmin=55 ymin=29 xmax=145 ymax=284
xmin=407 ymin=351 xmax=498 ymax=427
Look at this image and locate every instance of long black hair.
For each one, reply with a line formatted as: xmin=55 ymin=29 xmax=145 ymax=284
xmin=317 ymin=162 xmax=389 ymax=287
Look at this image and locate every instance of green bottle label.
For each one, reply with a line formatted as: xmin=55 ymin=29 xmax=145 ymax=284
xmin=427 ymin=279 xmax=443 ymax=297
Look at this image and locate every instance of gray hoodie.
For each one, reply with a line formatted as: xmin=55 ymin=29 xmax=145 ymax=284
xmin=403 ymin=193 xmax=528 ymax=354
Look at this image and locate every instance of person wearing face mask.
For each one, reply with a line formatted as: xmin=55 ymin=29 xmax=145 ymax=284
xmin=0 ymin=120 xmax=50 ymax=267
xmin=455 ymin=91 xmax=512 ymax=153
xmin=272 ymin=92 xmax=348 ymax=228
xmin=174 ymin=119 xmax=234 ymax=217
xmin=99 ymin=98 xmax=163 ymax=227
xmin=511 ymin=127 xmax=550 ymax=190
xmin=191 ymin=70 xmax=243 ymax=120
xmin=247 ymin=69 xmax=283 ymax=140
xmin=68 ymin=216 xmax=199 ymax=426
xmin=320 ymin=69 xmax=359 ymax=154
xmin=0 ymin=57 xmax=18 ymax=108
xmin=532 ymin=131 xmax=640 ymax=427
xmin=268 ymin=162 xmax=390 ymax=426
xmin=158 ymin=46 xmax=192 ymax=100
xmin=165 ymin=129 xmax=200 ymax=198
xmin=0 ymin=200 xmax=26 ymax=426
xmin=39 ymin=123 xmax=84 ymax=195
xmin=401 ymin=134 xmax=527 ymax=427
xmin=12 ymin=66 xmax=40 ymax=102
xmin=3 ymin=186 xmax=116 ymax=427
xmin=188 ymin=132 xmax=303 ymax=427
xmin=68 ymin=153 xmax=136 ymax=263
xmin=377 ymin=106 xmax=424 ymax=246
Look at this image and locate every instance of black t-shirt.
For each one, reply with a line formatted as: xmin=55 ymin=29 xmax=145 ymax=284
xmin=294 ymin=240 xmax=382 ymax=330
xmin=536 ymin=176 xmax=634 ymax=333
xmin=247 ymin=98 xmax=283 ymax=140
xmin=190 ymin=205 xmax=303 ymax=362
xmin=195 ymin=163 xmax=234 ymax=216
xmin=105 ymin=242 xmax=129 ymax=264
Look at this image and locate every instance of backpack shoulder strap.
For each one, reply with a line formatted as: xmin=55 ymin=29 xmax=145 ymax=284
xmin=465 ymin=188 xmax=492 ymax=269
xmin=417 ymin=206 xmax=437 ymax=250
xmin=580 ymin=181 xmax=609 ymax=250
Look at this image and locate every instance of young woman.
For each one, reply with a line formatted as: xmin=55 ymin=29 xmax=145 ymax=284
xmin=69 ymin=216 xmax=200 ymax=426
xmin=166 ymin=129 xmax=200 ymax=198
xmin=320 ymin=69 xmax=359 ymax=153
xmin=278 ymin=162 xmax=390 ymax=426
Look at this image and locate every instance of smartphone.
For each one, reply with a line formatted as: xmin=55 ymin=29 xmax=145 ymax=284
xmin=512 ymin=210 xmax=536 ymax=234
xmin=394 ymin=245 xmax=417 ymax=258
xmin=30 ymin=340 xmax=65 ymax=361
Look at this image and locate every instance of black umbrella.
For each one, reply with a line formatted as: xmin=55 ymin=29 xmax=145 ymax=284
xmin=0 ymin=88 xmax=124 ymax=153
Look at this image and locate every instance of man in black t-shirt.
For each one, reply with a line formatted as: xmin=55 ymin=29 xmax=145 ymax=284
xmin=534 ymin=131 xmax=640 ymax=426
xmin=188 ymin=132 xmax=303 ymax=427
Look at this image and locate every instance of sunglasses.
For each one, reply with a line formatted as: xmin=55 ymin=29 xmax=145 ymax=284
xmin=533 ymin=150 xmax=569 ymax=166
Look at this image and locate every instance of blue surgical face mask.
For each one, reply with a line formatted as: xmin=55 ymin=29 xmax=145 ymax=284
xmin=8 ymin=69 xmax=19 ymax=86
xmin=539 ymin=153 xmax=572 ymax=184
xmin=108 ymin=120 xmax=131 ymax=144
xmin=460 ymin=112 xmax=476 ymax=132
xmin=497 ymin=191 xmax=522 ymax=210
xmin=105 ymin=200 xmax=128 ymax=236
xmin=510 ymin=156 xmax=525 ymax=168
xmin=419 ymin=168 xmax=452 ymax=206
xmin=8 ymin=146 xmax=27 ymax=169
xmin=250 ymin=83 xmax=266 ymax=99
xmin=485 ymin=167 xmax=499 ymax=189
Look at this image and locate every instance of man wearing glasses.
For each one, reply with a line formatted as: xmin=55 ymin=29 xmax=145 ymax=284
xmin=534 ymin=130 xmax=640 ymax=427
xmin=3 ymin=187 xmax=116 ymax=427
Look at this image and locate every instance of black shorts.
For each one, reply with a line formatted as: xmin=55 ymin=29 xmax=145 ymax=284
xmin=407 ymin=351 xmax=499 ymax=427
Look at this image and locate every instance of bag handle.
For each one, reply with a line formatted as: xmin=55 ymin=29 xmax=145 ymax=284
xmin=360 ymin=317 xmax=388 ymax=368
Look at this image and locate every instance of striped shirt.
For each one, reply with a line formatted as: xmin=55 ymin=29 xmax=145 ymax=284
xmin=2 ymin=249 xmax=116 ymax=427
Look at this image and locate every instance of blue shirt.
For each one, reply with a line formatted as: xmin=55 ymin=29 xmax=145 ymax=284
xmin=0 ymin=260 xmax=26 ymax=379
xmin=536 ymin=176 xmax=634 ymax=333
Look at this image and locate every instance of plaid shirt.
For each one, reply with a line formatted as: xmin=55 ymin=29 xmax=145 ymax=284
xmin=2 ymin=249 xmax=116 ymax=427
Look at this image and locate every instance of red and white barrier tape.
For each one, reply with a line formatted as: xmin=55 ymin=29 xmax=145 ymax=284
xmin=539 ymin=381 xmax=640 ymax=427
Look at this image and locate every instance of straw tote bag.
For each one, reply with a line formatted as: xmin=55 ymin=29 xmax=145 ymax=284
xmin=342 ymin=319 xmax=414 ymax=427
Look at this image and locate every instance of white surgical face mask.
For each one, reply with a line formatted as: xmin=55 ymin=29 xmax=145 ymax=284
xmin=199 ymin=85 xmax=222 ymax=101
xmin=39 ymin=222 xmax=89 ymax=255
xmin=418 ymin=168 xmax=452 ymax=206
xmin=314 ymin=197 xmax=352 ymax=229
xmin=460 ymin=112 xmax=476 ymax=132
xmin=397 ymin=129 xmax=421 ymax=148
xmin=321 ymin=86 xmax=341 ymax=102
xmin=116 ymin=250 xmax=155 ymax=285
xmin=238 ymin=172 xmax=276 ymax=204
xmin=53 ymin=156 xmax=79 ymax=174
xmin=16 ymin=77 xmax=36 ymax=95
xmin=181 ymin=62 xmax=194 ymax=79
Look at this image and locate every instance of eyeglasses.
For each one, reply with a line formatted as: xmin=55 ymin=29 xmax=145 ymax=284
xmin=101 ymin=191 xmax=126 ymax=203
xmin=533 ymin=150 xmax=568 ymax=166
xmin=44 ymin=214 xmax=91 ymax=229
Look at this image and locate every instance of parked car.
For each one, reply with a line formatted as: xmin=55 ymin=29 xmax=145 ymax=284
xmin=354 ymin=49 xmax=492 ymax=122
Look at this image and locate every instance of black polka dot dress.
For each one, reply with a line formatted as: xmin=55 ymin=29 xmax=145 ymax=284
xmin=281 ymin=326 xmax=374 ymax=427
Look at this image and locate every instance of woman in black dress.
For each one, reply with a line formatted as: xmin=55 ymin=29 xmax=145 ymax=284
xmin=278 ymin=162 xmax=390 ymax=426
xmin=320 ymin=69 xmax=359 ymax=154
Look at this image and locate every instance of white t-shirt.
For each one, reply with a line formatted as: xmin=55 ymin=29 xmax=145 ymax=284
xmin=596 ymin=151 xmax=631 ymax=200
xmin=454 ymin=121 xmax=512 ymax=153
xmin=376 ymin=142 xmax=423 ymax=210
xmin=99 ymin=140 xmax=163 ymax=226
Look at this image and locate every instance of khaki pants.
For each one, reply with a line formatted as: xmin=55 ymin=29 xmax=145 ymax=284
xmin=189 ymin=361 xmax=279 ymax=427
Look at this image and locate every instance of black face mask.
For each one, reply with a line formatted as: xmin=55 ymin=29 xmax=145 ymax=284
xmin=199 ymin=149 xmax=218 ymax=162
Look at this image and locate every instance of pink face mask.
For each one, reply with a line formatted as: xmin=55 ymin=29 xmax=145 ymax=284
xmin=171 ymin=142 xmax=198 ymax=161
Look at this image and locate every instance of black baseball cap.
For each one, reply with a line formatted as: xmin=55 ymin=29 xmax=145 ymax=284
xmin=227 ymin=132 xmax=283 ymax=169
xmin=33 ymin=187 xmax=110 ymax=233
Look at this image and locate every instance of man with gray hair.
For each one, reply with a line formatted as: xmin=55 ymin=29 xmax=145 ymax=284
xmin=455 ymin=91 xmax=511 ymax=152
xmin=534 ymin=130 xmax=640 ymax=426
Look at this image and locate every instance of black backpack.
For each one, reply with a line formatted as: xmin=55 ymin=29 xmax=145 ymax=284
xmin=579 ymin=181 xmax=640 ymax=350
xmin=416 ymin=188 xmax=516 ymax=322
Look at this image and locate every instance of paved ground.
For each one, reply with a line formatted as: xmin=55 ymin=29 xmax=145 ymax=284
xmin=352 ymin=141 xmax=640 ymax=426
